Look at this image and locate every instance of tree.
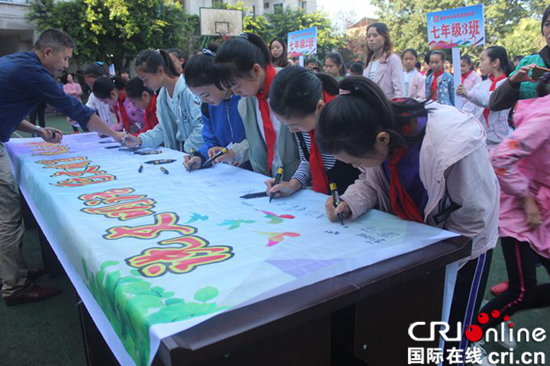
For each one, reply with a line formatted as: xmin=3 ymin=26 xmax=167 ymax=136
xmin=267 ymin=7 xmax=343 ymax=60
xmin=28 ymin=0 xmax=198 ymax=70
xmin=215 ymin=2 xmax=342 ymax=61
xmin=333 ymin=9 xmax=360 ymax=35
xmin=501 ymin=18 xmax=546 ymax=58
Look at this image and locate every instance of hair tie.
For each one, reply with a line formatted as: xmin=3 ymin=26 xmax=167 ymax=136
xmin=239 ymin=33 xmax=248 ymax=40
xmin=202 ymin=49 xmax=216 ymax=57
xmin=339 ymin=89 xmax=351 ymax=95
xmin=155 ymin=49 xmax=161 ymax=53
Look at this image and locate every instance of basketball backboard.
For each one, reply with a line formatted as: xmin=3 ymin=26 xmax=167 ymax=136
xmin=200 ymin=8 xmax=243 ymax=37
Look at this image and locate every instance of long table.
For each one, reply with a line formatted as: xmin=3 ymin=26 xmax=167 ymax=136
xmin=7 ymin=133 xmax=470 ymax=365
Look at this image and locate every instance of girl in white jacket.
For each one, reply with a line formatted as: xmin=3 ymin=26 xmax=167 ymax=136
xmin=317 ymin=76 xmax=499 ymax=362
xmin=458 ymin=46 xmax=514 ymax=150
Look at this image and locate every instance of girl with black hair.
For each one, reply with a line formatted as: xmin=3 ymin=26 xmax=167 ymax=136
xmin=490 ymin=5 xmax=550 ymax=109
xmin=84 ymin=64 xmax=118 ymax=128
xmin=265 ymin=66 xmax=359 ymax=198
xmin=213 ymin=33 xmax=300 ymax=181
xmin=125 ymin=77 xmax=159 ymax=135
xmin=323 ymin=53 xmax=346 ymax=81
xmin=425 ymin=50 xmax=455 ymax=106
xmin=270 ymin=38 xmax=290 ymax=68
xmin=92 ymin=76 xmax=145 ymax=135
xmin=460 ymin=55 xmax=482 ymax=93
xmin=459 ymin=46 xmax=514 ymax=150
xmin=402 ymin=49 xmax=425 ymax=100
xmin=182 ymin=51 xmax=247 ymax=171
xmin=364 ymin=23 xmax=404 ymax=99
xmin=167 ymin=49 xmax=187 ymax=75
xmin=123 ymin=49 xmax=203 ymax=152
xmin=317 ymin=76 xmax=499 ymax=359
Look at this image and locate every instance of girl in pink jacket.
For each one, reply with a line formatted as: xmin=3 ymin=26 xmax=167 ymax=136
xmin=316 ymin=76 xmax=499 ymax=358
xmin=402 ymin=49 xmax=426 ymax=100
xmin=475 ymin=75 xmax=550 ymax=331
xmin=363 ymin=23 xmax=404 ymax=99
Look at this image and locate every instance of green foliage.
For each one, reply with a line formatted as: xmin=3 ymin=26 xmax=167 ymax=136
xmin=501 ymin=18 xmax=546 ymax=58
xmin=216 ymin=2 xmax=341 ymax=60
xmin=82 ymin=259 xmax=228 ymax=366
xmin=28 ymin=0 xmax=198 ymax=70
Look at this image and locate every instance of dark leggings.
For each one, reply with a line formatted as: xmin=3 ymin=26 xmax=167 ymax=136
xmin=476 ymin=237 xmax=550 ymax=330
xmin=443 ymin=250 xmax=493 ymax=366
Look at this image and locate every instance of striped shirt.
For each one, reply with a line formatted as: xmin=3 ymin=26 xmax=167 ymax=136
xmin=292 ymin=132 xmax=336 ymax=188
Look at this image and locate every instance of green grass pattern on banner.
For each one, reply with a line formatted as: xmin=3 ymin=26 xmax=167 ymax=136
xmin=82 ymin=259 xmax=229 ymax=366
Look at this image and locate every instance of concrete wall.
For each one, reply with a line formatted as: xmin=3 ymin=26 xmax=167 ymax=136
xmin=0 ymin=2 xmax=36 ymax=57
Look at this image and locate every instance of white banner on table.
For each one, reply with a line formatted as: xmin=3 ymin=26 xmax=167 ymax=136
xmin=7 ymin=134 xmax=459 ymax=366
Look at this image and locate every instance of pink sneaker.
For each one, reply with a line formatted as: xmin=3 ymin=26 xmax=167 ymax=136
xmin=491 ymin=280 xmax=509 ymax=296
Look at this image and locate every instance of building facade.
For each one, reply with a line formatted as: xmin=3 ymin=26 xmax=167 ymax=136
xmin=0 ymin=0 xmax=35 ymax=56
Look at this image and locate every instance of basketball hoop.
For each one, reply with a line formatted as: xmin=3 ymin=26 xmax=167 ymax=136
xmin=200 ymin=8 xmax=243 ymax=37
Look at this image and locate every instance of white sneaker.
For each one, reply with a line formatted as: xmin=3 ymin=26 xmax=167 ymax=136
xmin=496 ymin=321 xmax=518 ymax=349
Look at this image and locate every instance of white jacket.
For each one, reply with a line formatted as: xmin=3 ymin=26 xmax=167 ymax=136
xmin=341 ymin=103 xmax=499 ymax=261
xmin=86 ymin=92 xmax=118 ymax=127
xmin=463 ymin=78 xmax=512 ymax=146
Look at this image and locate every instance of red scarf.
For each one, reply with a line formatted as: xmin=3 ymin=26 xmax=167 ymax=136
xmin=430 ymin=69 xmax=443 ymax=101
xmin=482 ymin=74 xmax=507 ymax=126
xmin=114 ymin=91 xmax=131 ymax=133
xmin=388 ymin=123 xmax=424 ymax=223
xmin=308 ymin=92 xmax=336 ymax=194
xmin=256 ymin=65 xmax=277 ymax=174
xmin=461 ymin=70 xmax=472 ymax=84
xmin=138 ymin=94 xmax=159 ymax=135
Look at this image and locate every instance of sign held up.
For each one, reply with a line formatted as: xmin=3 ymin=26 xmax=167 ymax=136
xmin=427 ymin=4 xmax=485 ymax=50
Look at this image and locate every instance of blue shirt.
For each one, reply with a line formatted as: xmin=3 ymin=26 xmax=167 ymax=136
xmin=197 ymin=94 xmax=246 ymax=159
xmin=0 ymin=51 xmax=95 ymax=142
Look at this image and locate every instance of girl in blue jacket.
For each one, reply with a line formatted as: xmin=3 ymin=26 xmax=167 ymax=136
xmin=183 ymin=50 xmax=247 ymax=171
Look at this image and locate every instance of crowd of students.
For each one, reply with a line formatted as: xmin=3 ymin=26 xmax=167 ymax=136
xmin=0 ymin=5 xmax=549 ymax=364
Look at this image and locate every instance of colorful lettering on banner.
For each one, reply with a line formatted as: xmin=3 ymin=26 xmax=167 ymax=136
xmin=52 ymin=165 xmax=104 ymax=177
xmin=103 ymin=213 xmax=196 ymax=240
xmin=31 ymin=144 xmax=71 ymax=156
xmin=26 ymin=142 xmax=58 ymax=147
xmin=126 ymin=237 xmax=234 ymax=277
xmin=82 ymin=198 xmax=157 ymax=221
xmin=53 ymin=174 xmax=117 ymax=187
xmin=78 ymin=188 xmax=145 ymax=206
xmin=37 ymin=157 xmax=90 ymax=171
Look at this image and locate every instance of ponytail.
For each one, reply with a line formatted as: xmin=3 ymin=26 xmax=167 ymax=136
xmin=486 ymin=46 xmax=514 ymax=76
xmin=214 ymin=33 xmax=271 ymax=89
xmin=270 ymin=66 xmax=338 ymax=118
xmin=135 ymin=49 xmax=180 ymax=78
xmin=317 ymin=76 xmax=428 ymax=157
xmin=184 ymin=49 xmax=218 ymax=88
xmin=93 ymin=76 xmax=126 ymax=100
xmin=125 ymin=77 xmax=153 ymax=99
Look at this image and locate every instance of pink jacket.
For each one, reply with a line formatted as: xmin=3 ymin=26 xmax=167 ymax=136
xmin=63 ymin=82 xmax=82 ymax=101
xmin=405 ymin=70 xmax=426 ymax=100
xmin=363 ymin=53 xmax=405 ymax=100
xmin=462 ymin=71 xmax=482 ymax=92
xmin=490 ymin=94 xmax=550 ymax=258
xmin=341 ymin=103 xmax=499 ymax=261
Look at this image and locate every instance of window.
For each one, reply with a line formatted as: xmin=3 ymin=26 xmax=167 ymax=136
xmin=300 ymin=1 xmax=307 ymax=10
xmin=264 ymin=2 xmax=269 ymax=9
